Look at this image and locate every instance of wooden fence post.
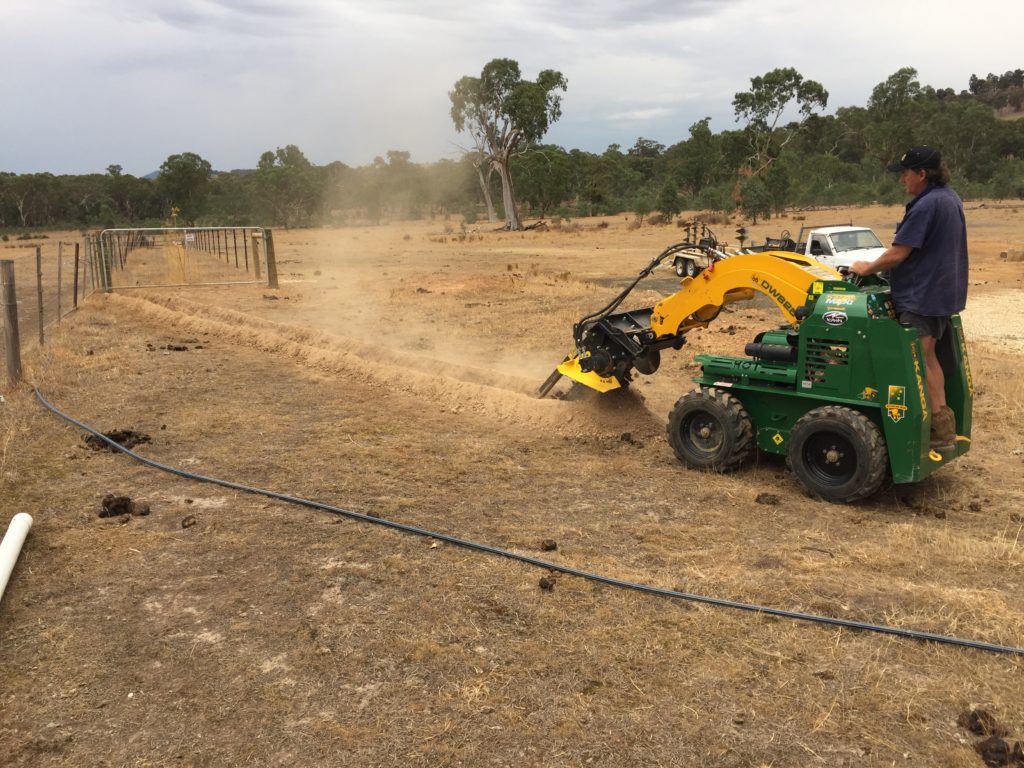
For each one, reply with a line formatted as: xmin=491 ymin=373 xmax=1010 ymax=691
xmin=265 ymin=229 xmax=279 ymax=289
xmin=1 ymin=260 xmax=23 ymax=383
xmin=86 ymin=236 xmax=95 ymax=293
xmin=57 ymin=242 xmax=63 ymax=322
xmin=251 ymin=233 xmax=262 ymax=281
xmin=36 ymin=246 xmax=44 ymax=346
xmin=73 ymin=243 xmax=80 ymax=309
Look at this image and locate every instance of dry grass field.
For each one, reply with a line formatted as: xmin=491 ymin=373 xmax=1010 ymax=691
xmin=2 ymin=202 xmax=1023 ymax=767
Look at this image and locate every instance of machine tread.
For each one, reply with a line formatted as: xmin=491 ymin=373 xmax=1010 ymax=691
xmin=667 ymin=387 xmax=754 ymax=472
xmin=786 ymin=405 xmax=887 ymax=503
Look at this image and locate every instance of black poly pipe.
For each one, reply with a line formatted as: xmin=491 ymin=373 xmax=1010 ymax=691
xmin=35 ymin=389 xmax=1024 ymax=659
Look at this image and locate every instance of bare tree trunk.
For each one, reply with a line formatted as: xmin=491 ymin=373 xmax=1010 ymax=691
xmin=474 ymin=162 xmax=497 ymax=223
xmin=495 ymin=160 xmax=521 ymax=231
xmin=492 ymin=129 xmax=523 ymax=231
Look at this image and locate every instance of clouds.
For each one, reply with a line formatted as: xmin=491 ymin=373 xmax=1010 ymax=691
xmin=0 ymin=0 xmax=1020 ymax=176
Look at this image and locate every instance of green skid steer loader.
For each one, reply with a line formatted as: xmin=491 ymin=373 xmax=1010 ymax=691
xmin=539 ymin=240 xmax=972 ymax=503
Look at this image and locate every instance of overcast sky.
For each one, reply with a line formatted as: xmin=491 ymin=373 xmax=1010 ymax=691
xmin=2 ymin=0 xmax=1021 ymax=176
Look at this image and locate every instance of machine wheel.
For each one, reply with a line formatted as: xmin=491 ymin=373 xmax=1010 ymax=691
xmin=667 ymin=388 xmax=754 ymax=472
xmin=674 ymin=257 xmax=702 ymax=278
xmin=786 ymin=406 xmax=888 ymax=503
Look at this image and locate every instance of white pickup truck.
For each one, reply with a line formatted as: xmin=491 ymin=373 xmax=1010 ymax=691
xmin=669 ymin=223 xmax=888 ymax=277
xmin=793 ymin=224 xmax=887 ymax=271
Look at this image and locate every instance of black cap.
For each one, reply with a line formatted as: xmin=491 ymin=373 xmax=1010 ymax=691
xmin=887 ymin=146 xmax=941 ymax=173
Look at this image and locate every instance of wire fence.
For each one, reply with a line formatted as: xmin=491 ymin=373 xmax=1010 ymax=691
xmin=2 ymin=227 xmax=278 ymax=384
xmin=94 ymin=227 xmax=273 ymax=290
xmin=1 ymin=240 xmax=90 ymax=359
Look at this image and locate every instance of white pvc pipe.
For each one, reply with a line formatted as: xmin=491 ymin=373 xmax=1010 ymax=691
xmin=0 ymin=513 xmax=33 ymax=605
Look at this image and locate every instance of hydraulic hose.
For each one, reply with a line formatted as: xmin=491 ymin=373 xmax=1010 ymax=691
xmin=572 ymin=242 xmax=688 ymax=345
xmin=35 ymin=388 xmax=1024 ymax=658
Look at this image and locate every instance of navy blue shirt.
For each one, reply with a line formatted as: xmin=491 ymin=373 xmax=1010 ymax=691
xmin=888 ymin=184 xmax=968 ymax=316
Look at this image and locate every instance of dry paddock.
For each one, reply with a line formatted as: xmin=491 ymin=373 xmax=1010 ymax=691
xmin=2 ymin=206 xmax=1023 ymax=767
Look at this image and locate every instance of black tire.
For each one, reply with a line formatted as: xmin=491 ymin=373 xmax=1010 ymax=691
xmin=684 ymin=258 xmax=702 ymax=278
xmin=674 ymin=257 xmax=687 ymax=277
xmin=786 ymin=406 xmax=888 ymax=503
xmin=667 ymin=388 xmax=754 ymax=472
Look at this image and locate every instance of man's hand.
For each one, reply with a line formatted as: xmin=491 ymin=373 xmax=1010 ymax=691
xmin=849 ymin=260 xmax=874 ymax=276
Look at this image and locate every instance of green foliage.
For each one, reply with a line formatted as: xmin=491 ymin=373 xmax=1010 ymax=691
xmin=252 ymin=144 xmax=322 ymax=228
xmin=632 ymin=190 xmax=654 ymax=225
xmin=656 ymin=181 xmax=683 ymax=221
xmin=514 ymin=144 xmax=573 ymax=217
xmin=695 ymin=184 xmax=736 ymax=213
xmin=733 ymin=67 xmax=829 ymax=175
xmin=158 ymin=152 xmax=213 ymax=225
xmin=3 ymin=66 xmax=1024 ymax=232
xmin=989 ymin=158 xmax=1024 ymax=198
xmin=738 ymin=176 xmax=772 ymax=223
xmin=969 ymin=69 xmax=1024 ymax=111
xmin=450 ymin=58 xmax=567 ymax=229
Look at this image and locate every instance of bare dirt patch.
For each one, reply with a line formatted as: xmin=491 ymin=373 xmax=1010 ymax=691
xmin=2 ymin=204 xmax=1023 ymax=767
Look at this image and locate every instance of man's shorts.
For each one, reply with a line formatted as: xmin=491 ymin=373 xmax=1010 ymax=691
xmin=898 ymin=311 xmax=951 ymax=341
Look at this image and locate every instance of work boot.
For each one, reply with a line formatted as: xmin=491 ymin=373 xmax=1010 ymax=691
xmin=930 ymin=406 xmax=957 ymax=451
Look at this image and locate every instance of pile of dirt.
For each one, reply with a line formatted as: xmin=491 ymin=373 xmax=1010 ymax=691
xmin=82 ymin=428 xmax=151 ymax=452
xmin=102 ymin=292 xmax=664 ymax=441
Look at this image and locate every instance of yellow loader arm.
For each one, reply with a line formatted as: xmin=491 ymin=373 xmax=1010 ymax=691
xmin=539 ymin=250 xmax=842 ymax=397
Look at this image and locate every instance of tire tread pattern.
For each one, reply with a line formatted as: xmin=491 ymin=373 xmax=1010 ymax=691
xmin=667 ymin=387 xmax=754 ymax=473
xmin=786 ymin=405 xmax=888 ymax=503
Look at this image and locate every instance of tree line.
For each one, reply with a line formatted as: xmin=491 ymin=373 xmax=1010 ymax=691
xmin=1 ymin=65 xmax=1022 ymax=234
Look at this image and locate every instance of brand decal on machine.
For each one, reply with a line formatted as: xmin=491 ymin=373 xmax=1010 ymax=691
xmin=823 ymin=311 xmax=848 ymax=326
xmin=958 ymin=330 xmax=974 ymax=396
xmin=859 ymin=387 xmax=878 ymax=401
xmin=751 ymin=277 xmax=797 ymax=316
xmin=824 ymin=294 xmax=856 ymax=307
xmin=886 ymin=385 xmax=908 ymax=423
xmin=907 ymin=343 xmax=929 ymax=420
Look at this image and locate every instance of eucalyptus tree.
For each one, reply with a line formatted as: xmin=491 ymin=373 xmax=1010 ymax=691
xmin=864 ymin=67 xmax=924 ymax=168
xmin=512 ymin=144 xmax=572 ymax=217
xmin=732 ymin=67 xmax=828 ymax=176
xmin=158 ymin=152 xmax=213 ymax=225
xmin=255 ymin=144 xmax=323 ymax=227
xmin=449 ymin=58 xmax=567 ymax=230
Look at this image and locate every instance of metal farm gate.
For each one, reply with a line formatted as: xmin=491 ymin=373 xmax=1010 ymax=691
xmin=92 ymin=227 xmax=278 ymax=291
